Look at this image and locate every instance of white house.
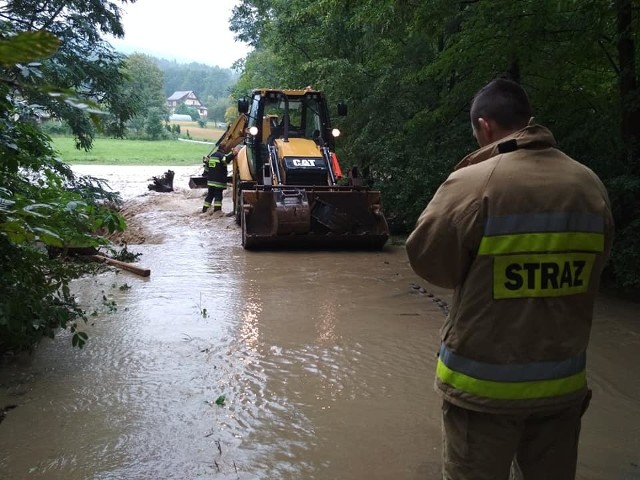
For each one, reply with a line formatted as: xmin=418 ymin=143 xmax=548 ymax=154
xmin=166 ymin=91 xmax=208 ymax=118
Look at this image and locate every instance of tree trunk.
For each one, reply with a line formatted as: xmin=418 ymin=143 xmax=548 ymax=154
xmin=616 ymin=0 xmax=640 ymax=171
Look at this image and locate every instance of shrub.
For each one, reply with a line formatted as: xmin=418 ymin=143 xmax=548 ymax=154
xmin=41 ymin=120 xmax=72 ymax=135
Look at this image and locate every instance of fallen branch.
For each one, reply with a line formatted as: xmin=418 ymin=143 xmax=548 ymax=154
xmin=89 ymin=254 xmax=151 ymax=277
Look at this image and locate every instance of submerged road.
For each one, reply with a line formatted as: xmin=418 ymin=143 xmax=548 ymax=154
xmin=0 ymin=166 xmax=638 ymax=479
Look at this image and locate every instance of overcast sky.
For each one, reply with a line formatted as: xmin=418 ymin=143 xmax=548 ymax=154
xmin=106 ymin=0 xmax=253 ymax=69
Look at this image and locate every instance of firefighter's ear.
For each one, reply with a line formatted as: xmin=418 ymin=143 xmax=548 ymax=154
xmin=473 ymin=117 xmax=493 ymax=147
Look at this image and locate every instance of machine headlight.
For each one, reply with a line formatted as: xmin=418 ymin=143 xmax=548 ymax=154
xmin=331 ymin=128 xmax=341 ymax=138
xmin=249 ymin=126 xmax=259 ymax=136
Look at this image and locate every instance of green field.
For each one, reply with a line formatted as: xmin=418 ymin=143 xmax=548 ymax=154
xmin=52 ymin=136 xmax=216 ymax=165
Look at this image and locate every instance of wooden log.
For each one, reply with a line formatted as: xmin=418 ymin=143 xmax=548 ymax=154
xmin=90 ymin=254 xmax=151 ymax=277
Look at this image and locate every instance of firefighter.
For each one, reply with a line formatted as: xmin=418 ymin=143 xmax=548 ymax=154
xmin=406 ymin=79 xmax=614 ymax=479
xmin=202 ymin=147 xmax=234 ymax=214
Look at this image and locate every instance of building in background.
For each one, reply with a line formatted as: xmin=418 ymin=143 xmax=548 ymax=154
xmin=166 ymin=91 xmax=208 ymax=118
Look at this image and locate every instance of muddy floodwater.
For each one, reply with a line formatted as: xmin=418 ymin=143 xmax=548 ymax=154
xmin=1 ymin=165 xmax=639 ymax=480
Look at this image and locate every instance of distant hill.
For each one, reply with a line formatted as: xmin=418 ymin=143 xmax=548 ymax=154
xmin=152 ymin=57 xmax=239 ymax=101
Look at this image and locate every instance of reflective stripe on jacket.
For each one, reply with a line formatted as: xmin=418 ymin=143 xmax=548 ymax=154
xmin=207 ymin=150 xmax=232 ymax=188
xmin=406 ymin=122 xmax=614 ymax=413
xmin=437 ymin=345 xmax=586 ymax=401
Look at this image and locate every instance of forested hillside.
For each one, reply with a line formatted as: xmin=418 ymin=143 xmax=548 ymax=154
xmin=155 ymin=58 xmax=238 ymax=120
xmin=229 ymin=0 xmax=640 ymax=291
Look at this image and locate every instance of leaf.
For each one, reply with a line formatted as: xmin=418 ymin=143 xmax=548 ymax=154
xmin=0 ymin=31 xmax=60 ymax=66
xmin=0 ymin=198 xmax=16 ymax=212
xmin=72 ymin=331 xmax=87 ymax=348
xmin=32 ymin=227 xmax=63 ymax=247
xmin=42 ymin=87 xmax=107 ymax=116
xmin=24 ymin=203 xmax=55 ymax=217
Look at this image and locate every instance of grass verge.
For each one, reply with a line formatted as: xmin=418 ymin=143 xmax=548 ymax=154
xmin=52 ymin=136 xmax=218 ymax=165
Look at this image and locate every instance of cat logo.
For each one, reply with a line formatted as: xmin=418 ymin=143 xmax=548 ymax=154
xmin=292 ymin=159 xmax=316 ymax=167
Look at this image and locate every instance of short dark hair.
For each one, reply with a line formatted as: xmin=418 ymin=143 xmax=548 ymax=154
xmin=470 ymin=79 xmax=532 ymax=131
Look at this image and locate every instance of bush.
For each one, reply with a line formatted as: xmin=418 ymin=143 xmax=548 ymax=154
xmin=41 ymin=120 xmax=72 ymax=135
xmin=175 ymin=104 xmax=200 ymax=121
xmin=0 ymin=237 xmax=86 ymax=352
xmin=144 ymin=107 xmax=164 ymax=140
xmin=605 ymin=173 xmax=640 ymax=292
xmin=610 ymin=219 xmax=640 ymax=291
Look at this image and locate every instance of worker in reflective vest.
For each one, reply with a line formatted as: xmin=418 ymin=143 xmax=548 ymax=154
xmin=202 ymin=147 xmax=234 ymax=214
xmin=406 ymin=78 xmax=614 ymax=480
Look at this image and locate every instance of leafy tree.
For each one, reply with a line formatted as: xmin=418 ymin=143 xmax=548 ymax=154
xmin=0 ymin=2 xmax=132 ymax=352
xmin=224 ymin=105 xmax=239 ymax=123
xmin=205 ymin=95 xmax=231 ymax=122
xmin=122 ymin=52 xmax=168 ymax=137
xmin=0 ymin=0 xmax=138 ymax=150
xmin=175 ymin=103 xmax=200 ymax=120
xmin=144 ymin=106 xmax=165 ymax=139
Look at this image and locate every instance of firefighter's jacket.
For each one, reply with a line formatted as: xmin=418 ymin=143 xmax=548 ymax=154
xmin=406 ymin=122 xmax=614 ymax=414
xmin=207 ymin=150 xmax=232 ymax=189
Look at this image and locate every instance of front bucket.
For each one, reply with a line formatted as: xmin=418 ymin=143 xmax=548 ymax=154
xmin=241 ymin=187 xmax=389 ymax=250
xmin=188 ymin=176 xmax=207 ymax=189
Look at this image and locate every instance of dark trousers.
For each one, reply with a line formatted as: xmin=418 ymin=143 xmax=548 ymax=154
xmin=442 ymin=391 xmax=591 ymax=480
xmin=203 ymin=187 xmax=223 ymax=212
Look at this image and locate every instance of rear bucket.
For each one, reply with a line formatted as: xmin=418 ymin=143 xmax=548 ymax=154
xmin=241 ymin=187 xmax=389 ymax=250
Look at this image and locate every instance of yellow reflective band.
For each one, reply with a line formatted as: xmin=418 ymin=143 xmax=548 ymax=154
xmin=493 ymin=252 xmax=595 ymax=299
xmin=207 ymin=181 xmax=226 ymax=188
xmin=479 ymin=232 xmax=604 ymax=255
xmin=436 ymin=358 xmax=586 ymax=400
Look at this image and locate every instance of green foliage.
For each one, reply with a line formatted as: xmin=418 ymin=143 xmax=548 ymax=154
xmin=0 ymin=236 xmax=83 ymax=352
xmin=0 ymin=30 xmax=60 ymax=64
xmin=1 ymin=0 xmax=138 ymax=150
xmin=144 ymin=107 xmax=165 ymax=140
xmin=122 ymin=53 xmax=169 ymax=139
xmin=156 ymin=58 xmax=237 ymax=100
xmin=230 ymin=0 xmax=640 ymax=291
xmin=610 ymin=218 xmax=640 ymax=290
xmin=205 ymin=96 xmax=231 ymax=122
xmin=605 ymin=174 xmax=640 ymax=291
xmin=0 ymin=1 xmax=130 ymax=353
xmin=40 ymin=120 xmax=73 ymax=136
xmin=175 ymin=104 xmax=200 ymax=121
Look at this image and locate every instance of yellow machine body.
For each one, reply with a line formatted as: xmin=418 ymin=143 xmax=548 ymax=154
xmin=199 ymin=88 xmax=390 ymax=249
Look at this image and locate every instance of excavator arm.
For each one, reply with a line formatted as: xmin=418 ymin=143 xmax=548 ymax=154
xmin=211 ymin=113 xmax=248 ymax=154
xmin=189 ymin=114 xmax=248 ymax=189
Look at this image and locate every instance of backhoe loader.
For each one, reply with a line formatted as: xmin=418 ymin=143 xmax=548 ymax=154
xmin=191 ymin=88 xmax=389 ymax=250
